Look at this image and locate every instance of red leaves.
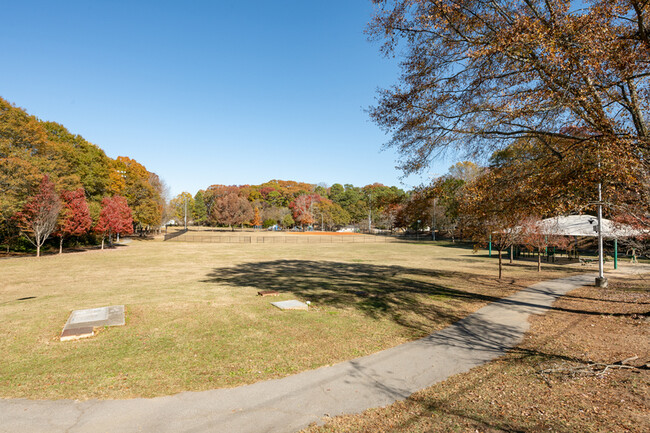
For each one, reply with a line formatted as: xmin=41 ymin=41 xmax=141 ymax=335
xmin=58 ymin=188 xmax=92 ymax=237
xmin=289 ymin=194 xmax=322 ymax=226
xmin=211 ymin=193 xmax=253 ymax=229
xmin=95 ymin=196 xmax=134 ymax=236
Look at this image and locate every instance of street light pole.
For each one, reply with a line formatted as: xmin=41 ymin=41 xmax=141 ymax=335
xmin=368 ymin=193 xmax=372 ymax=233
xmin=184 ymin=196 xmax=187 ymax=231
xmin=596 ymin=180 xmax=607 ymax=287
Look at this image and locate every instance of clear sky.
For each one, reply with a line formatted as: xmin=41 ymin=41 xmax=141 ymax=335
xmin=2 ymin=0 xmax=457 ymax=197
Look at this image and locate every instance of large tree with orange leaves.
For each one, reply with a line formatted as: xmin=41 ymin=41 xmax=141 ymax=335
xmin=370 ymin=0 xmax=649 ymax=169
xmin=370 ymin=0 xmax=649 ymax=230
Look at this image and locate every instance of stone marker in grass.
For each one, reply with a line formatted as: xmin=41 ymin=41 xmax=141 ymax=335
xmin=258 ymin=290 xmax=279 ymax=297
xmin=60 ymin=305 xmax=125 ymax=341
xmin=270 ymin=300 xmax=309 ymax=310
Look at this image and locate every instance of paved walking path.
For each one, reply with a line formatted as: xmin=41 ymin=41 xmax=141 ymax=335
xmin=1 ymin=270 xmax=642 ymax=433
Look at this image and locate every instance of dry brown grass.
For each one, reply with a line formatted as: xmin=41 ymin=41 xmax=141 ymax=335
xmin=0 ymin=238 xmax=588 ymax=400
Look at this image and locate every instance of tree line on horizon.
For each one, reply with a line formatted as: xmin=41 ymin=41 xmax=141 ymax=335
xmin=0 ymin=96 xmax=166 ymax=255
xmin=168 ymin=161 xmax=482 ymax=234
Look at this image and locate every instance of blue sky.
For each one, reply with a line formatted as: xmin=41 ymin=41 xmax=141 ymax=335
xmin=2 ymin=1 xmax=457 ymax=197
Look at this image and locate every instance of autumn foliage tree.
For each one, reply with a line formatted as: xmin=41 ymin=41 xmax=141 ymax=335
xmin=252 ymin=207 xmax=262 ymax=228
xmin=370 ymin=0 xmax=649 ymax=166
xmin=290 ymin=194 xmax=321 ymax=228
xmin=170 ymin=192 xmax=194 ymax=226
xmin=212 ymin=193 xmax=254 ymax=230
xmin=369 ymin=0 xmax=650 ymax=229
xmin=111 ymin=156 xmax=163 ymax=231
xmin=95 ymin=196 xmax=133 ymax=249
xmin=14 ymin=175 xmax=61 ymax=257
xmin=313 ymin=199 xmax=350 ymax=230
xmin=55 ymin=188 xmax=92 ymax=254
xmin=461 ymin=169 xmax=527 ymax=279
xmin=519 ymin=216 xmax=574 ymax=272
xmin=1 ymin=96 xmax=167 ymax=251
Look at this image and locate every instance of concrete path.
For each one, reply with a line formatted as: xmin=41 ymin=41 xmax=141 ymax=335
xmin=0 ymin=271 xmax=633 ymax=433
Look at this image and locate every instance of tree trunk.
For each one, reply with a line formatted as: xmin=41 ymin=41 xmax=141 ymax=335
xmin=537 ymin=248 xmax=542 ymax=272
xmin=101 ymin=237 xmax=105 ymax=250
xmin=498 ymin=248 xmax=503 ymax=279
xmin=36 ymin=244 xmax=41 ymax=257
xmin=509 ymin=244 xmax=514 ymax=264
xmin=59 ymin=236 xmax=64 ymax=254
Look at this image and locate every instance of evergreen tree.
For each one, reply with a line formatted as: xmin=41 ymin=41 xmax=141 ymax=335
xmin=193 ymin=190 xmax=208 ymax=225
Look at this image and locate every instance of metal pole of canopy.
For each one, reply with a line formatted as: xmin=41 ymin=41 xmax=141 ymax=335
xmin=614 ymin=238 xmax=618 ymax=270
xmin=488 ymin=233 xmax=492 ymax=257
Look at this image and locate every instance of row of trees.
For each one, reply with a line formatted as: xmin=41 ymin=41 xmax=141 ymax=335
xmin=13 ymin=175 xmax=133 ymax=256
xmin=169 ymin=180 xmax=409 ymax=231
xmin=1 ymin=97 xmax=166 ymax=253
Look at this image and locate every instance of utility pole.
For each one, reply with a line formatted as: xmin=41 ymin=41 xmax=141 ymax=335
xmin=184 ymin=196 xmax=187 ymax=231
xmin=368 ymin=193 xmax=372 ymax=233
xmin=595 ymin=155 xmax=607 ymax=287
xmin=432 ymin=198 xmax=436 ymax=241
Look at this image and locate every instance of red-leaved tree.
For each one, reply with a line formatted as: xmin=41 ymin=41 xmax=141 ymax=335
xmin=95 ymin=196 xmax=134 ymax=249
xmin=15 ymin=175 xmax=62 ymax=257
xmin=55 ymin=188 xmax=92 ymax=254
xmin=290 ymin=194 xmax=321 ymax=228
xmin=212 ymin=193 xmax=254 ymax=231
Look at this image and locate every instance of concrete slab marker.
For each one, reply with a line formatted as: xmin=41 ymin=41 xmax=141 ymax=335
xmin=60 ymin=305 xmax=125 ymax=341
xmin=60 ymin=327 xmax=94 ymax=342
xmin=271 ymin=300 xmax=309 ymax=310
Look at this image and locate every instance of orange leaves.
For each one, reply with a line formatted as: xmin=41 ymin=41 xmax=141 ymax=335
xmin=368 ymin=1 xmax=650 ymax=181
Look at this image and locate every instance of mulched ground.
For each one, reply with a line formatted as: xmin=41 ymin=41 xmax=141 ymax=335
xmin=303 ymin=273 xmax=650 ymax=433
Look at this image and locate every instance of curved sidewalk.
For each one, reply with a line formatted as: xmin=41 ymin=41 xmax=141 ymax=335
xmin=0 ymin=273 xmax=600 ymax=433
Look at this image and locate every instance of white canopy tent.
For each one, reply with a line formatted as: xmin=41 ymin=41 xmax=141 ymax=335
xmin=506 ymin=214 xmax=647 ymax=271
xmin=536 ymin=215 xmax=644 ymax=239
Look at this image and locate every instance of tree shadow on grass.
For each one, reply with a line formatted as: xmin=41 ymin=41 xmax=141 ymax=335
xmin=202 ymin=260 xmax=648 ymax=334
xmin=202 ymin=260 xmax=502 ymax=334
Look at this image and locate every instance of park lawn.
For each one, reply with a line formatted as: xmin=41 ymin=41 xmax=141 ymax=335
xmin=302 ymin=272 xmax=650 ymax=433
xmin=1 ymin=239 xmax=584 ymax=400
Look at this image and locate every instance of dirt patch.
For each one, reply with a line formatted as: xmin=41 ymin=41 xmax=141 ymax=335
xmin=303 ymin=273 xmax=650 ymax=433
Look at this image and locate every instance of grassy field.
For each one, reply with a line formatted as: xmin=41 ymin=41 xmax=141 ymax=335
xmin=0 ymin=238 xmax=590 ymax=400
xmin=302 ymin=273 xmax=650 ymax=433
